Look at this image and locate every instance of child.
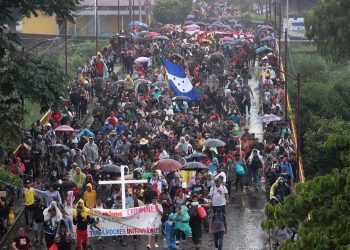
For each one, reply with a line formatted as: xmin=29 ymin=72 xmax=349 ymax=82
xmin=210 ymin=207 xmax=227 ymax=250
xmin=165 ymin=213 xmax=176 ymax=249
xmin=173 ymin=205 xmax=192 ymax=248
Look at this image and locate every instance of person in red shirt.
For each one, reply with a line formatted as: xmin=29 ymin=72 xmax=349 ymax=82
xmin=107 ymin=111 xmax=118 ymax=128
xmin=12 ymin=227 xmax=31 ymax=250
xmin=51 ymin=109 xmax=62 ymax=125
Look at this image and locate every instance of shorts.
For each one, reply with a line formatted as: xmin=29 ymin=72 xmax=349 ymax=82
xmin=33 ymin=221 xmax=43 ymax=231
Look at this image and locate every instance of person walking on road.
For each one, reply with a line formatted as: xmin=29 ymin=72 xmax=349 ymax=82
xmin=210 ymin=207 xmax=227 ymax=250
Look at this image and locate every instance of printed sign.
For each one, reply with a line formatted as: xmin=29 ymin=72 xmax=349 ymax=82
xmin=67 ymin=205 xmax=161 ymax=237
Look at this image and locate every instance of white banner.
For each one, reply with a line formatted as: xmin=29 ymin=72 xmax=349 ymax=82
xmin=67 ymin=205 xmax=161 ymax=237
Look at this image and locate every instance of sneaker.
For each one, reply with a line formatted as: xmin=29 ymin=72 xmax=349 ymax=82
xmin=98 ymin=237 xmax=102 ymax=241
xmin=154 ymin=243 xmax=159 ymax=248
xmin=146 ymin=244 xmax=151 ymax=249
xmin=35 ymin=240 xmax=39 ymax=246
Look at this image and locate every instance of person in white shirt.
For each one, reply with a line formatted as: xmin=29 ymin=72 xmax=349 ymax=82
xmin=215 ymin=167 xmax=227 ymax=184
xmin=209 ymin=179 xmax=228 ymax=214
xmin=147 ymin=196 xmax=163 ymax=249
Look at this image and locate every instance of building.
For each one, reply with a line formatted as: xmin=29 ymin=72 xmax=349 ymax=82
xmin=19 ymin=0 xmax=151 ymax=36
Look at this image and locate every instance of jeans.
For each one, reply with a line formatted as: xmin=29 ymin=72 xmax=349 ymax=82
xmin=242 ymin=100 xmax=251 ymax=115
xmin=214 ymin=231 xmax=225 ymax=250
xmin=251 ymin=169 xmax=260 ymax=189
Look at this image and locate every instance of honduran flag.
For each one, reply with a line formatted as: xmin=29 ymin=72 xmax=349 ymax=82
xmin=161 ymin=57 xmax=197 ymax=101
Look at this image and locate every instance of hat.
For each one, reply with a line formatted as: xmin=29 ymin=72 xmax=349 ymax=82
xmin=139 ymin=138 xmax=149 ymax=145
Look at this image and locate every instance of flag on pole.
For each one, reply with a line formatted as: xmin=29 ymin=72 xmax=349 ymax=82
xmin=161 ymin=57 xmax=197 ymax=101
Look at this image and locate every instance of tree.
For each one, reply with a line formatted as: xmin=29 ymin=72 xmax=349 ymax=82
xmin=304 ymin=0 xmax=350 ymax=62
xmin=153 ymin=0 xmax=191 ymax=24
xmin=262 ymin=167 xmax=350 ymax=249
xmin=0 ymin=51 xmax=69 ymax=147
xmin=0 ymin=0 xmax=79 ymax=59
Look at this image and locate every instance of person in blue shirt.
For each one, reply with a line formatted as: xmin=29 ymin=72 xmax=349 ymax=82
xmin=229 ymin=109 xmax=240 ymax=125
xmin=280 ymin=155 xmax=294 ymax=188
xmin=208 ymin=157 xmax=219 ymax=174
xmin=116 ymin=118 xmax=127 ymax=135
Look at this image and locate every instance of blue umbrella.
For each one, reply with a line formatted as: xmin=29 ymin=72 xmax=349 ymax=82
xmin=154 ymin=35 xmax=170 ymax=41
xmin=233 ymin=24 xmax=243 ymax=29
xmin=128 ymin=21 xmax=148 ymax=28
xmin=256 ymin=45 xmax=273 ymax=54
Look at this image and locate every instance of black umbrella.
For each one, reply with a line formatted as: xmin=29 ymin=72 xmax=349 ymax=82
xmin=50 ymin=144 xmax=70 ymax=153
xmin=186 ymin=152 xmax=207 ymax=161
xmin=203 ymin=139 xmax=226 ymax=147
xmin=181 ymin=162 xmax=208 ymax=171
xmin=99 ymin=164 xmax=121 ymax=175
xmin=195 ymin=21 xmax=207 ymax=27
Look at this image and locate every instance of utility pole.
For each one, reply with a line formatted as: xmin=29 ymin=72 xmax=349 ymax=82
xmin=95 ymin=0 xmax=98 ymax=54
xmin=274 ymin=1 xmax=277 ymax=27
xmin=296 ymin=73 xmax=301 ymax=179
xmin=139 ymin=0 xmax=142 ymax=22
xmin=286 ymin=0 xmax=289 ymax=30
xmin=284 ymin=28 xmax=288 ymax=122
xmin=129 ymin=0 xmax=132 ymax=23
xmin=64 ymin=19 xmax=68 ymax=75
xmin=269 ymin=0 xmax=272 ymax=22
xmin=265 ymin=0 xmax=268 ymax=22
xmin=132 ymin=0 xmax=135 ymax=21
xmin=278 ymin=1 xmax=282 ymax=69
xmin=118 ymin=0 xmax=120 ymax=33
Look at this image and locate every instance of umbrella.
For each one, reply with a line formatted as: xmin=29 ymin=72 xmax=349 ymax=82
xmin=154 ymin=35 xmax=170 ymax=41
xmin=152 ymin=81 xmax=168 ymax=88
xmin=147 ymin=32 xmax=160 ymax=37
xmin=129 ymin=21 xmax=148 ymax=28
xmin=195 ymin=21 xmax=207 ymax=26
xmin=186 ymin=152 xmax=207 ymax=161
xmin=134 ymin=57 xmax=151 ymax=64
xmin=172 ymin=96 xmax=191 ymax=101
xmin=138 ymin=30 xmax=149 ymax=37
xmin=256 ymin=45 xmax=273 ymax=54
xmin=258 ymin=25 xmax=274 ymax=31
xmin=185 ymin=24 xmax=200 ymax=30
xmin=222 ymin=36 xmax=234 ymax=42
xmin=153 ymin=159 xmax=182 ymax=172
xmin=184 ymin=20 xmax=195 ymax=25
xmin=260 ymin=36 xmax=276 ymax=42
xmin=50 ymin=144 xmax=70 ymax=153
xmin=203 ymin=139 xmax=226 ymax=147
xmin=233 ymin=24 xmax=243 ymax=29
xmin=55 ymin=125 xmax=75 ymax=132
xmin=256 ymin=114 xmax=282 ymax=123
xmin=99 ymin=164 xmax=121 ymax=175
xmin=181 ymin=162 xmax=208 ymax=171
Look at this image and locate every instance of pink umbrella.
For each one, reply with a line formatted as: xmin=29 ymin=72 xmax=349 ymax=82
xmin=55 ymin=125 xmax=75 ymax=132
xmin=222 ymin=36 xmax=234 ymax=42
xmin=185 ymin=24 xmax=200 ymax=30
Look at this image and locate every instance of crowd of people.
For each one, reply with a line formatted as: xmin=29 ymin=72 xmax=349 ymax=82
xmin=5 ymin=1 xmax=299 ymax=250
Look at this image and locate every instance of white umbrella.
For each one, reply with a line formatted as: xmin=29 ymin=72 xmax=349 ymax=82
xmin=256 ymin=114 xmax=282 ymax=124
xmin=134 ymin=57 xmax=151 ymax=64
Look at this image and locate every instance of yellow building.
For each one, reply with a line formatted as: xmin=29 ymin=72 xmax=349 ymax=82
xmin=21 ymin=11 xmax=57 ymax=35
xmin=20 ymin=0 xmax=149 ymax=36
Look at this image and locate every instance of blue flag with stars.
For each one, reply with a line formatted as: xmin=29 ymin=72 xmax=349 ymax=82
xmin=161 ymin=57 xmax=197 ymax=101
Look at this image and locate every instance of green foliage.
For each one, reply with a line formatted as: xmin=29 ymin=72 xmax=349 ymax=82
xmin=0 ymin=166 xmax=23 ymax=188
xmin=153 ymin=0 xmax=192 ymax=24
xmin=240 ymin=13 xmax=253 ymax=27
xmin=304 ymin=0 xmax=350 ymax=62
xmin=303 ymin=116 xmax=350 ymax=178
xmin=263 ymin=168 xmax=350 ymax=249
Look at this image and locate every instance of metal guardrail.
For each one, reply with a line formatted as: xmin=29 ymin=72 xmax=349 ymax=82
xmin=276 ymin=42 xmax=305 ymax=183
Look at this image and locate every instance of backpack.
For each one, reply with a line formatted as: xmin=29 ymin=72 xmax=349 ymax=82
xmin=235 ymin=164 xmax=245 ymax=175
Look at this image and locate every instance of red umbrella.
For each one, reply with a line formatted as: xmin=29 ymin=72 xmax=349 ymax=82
xmin=147 ymin=32 xmax=160 ymax=37
xmin=153 ymin=159 xmax=182 ymax=172
xmin=55 ymin=125 xmax=75 ymax=132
